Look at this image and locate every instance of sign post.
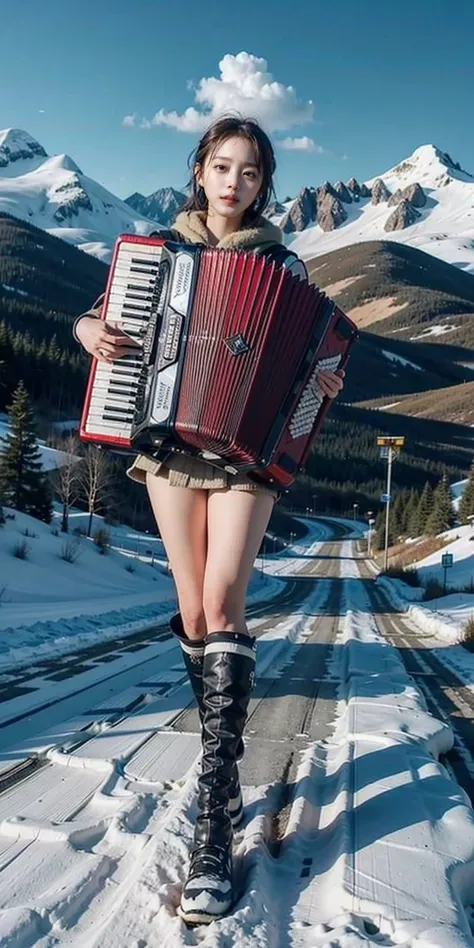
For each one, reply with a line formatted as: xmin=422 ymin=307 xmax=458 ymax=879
xmin=377 ymin=436 xmax=405 ymax=571
xmin=441 ymin=552 xmax=453 ymax=594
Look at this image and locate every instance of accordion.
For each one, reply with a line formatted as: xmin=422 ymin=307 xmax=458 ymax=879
xmin=80 ymin=235 xmax=358 ymax=488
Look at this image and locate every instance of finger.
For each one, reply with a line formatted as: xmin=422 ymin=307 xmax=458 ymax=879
xmin=101 ymin=329 xmax=140 ymax=347
xmin=114 ymin=345 xmax=143 ymax=358
xmin=106 ymin=323 xmax=141 ymax=344
xmin=94 ymin=350 xmax=115 ymax=364
xmin=318 ymin=380 xmax=340 ymax=398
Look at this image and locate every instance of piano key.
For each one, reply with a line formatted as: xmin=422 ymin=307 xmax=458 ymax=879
xmin=115 ymin=249 xmax=161 ymax=260
xmin=89 ymin=392 xmax=137 ymax=409
xmin=84 ymin=420 xmax=132 ymax=438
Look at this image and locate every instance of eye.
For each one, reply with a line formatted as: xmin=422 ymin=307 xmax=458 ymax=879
xmin=214 ymin=164 xmax=227 ymax=171
xmin=245 ymin=171 xmax=257 ymax=179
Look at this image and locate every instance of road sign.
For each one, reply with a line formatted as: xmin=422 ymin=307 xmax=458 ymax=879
xmin=377 ymin=436 xmax=405 ymax=447
xmin=381 ymin=493 xmax=391 ymax=503
xmin=441 ymin=553 xmax=453 ymax=568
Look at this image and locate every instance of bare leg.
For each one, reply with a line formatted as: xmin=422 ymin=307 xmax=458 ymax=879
xmin=146 ymin=472 xmax=208 ymax=641
xmin=202 ymin=489 xmax=274 ymax=634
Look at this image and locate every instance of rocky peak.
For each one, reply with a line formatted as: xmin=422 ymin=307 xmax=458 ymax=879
xmin=402 ymin=182 xmax=426 ymax=207
xmin=384 ymin=199 xmax=421 ymax=232
xmin=266 ymin=199 xmax=288 ymax=217
xmin=332 ymin=181 xmax=353 ymax=204
xmin=387 ymin=188 xmax=405 ymax=207
xmin=388 ymin=182 xmax=426 ymax=209
xmin=0 ymin=128 xmax=47 ymax=169
xmin=346 ymin=177 xmax=361 ymax=201
xmin=316 ymin=181 xmax=337 ymax=201
xmin=371 ymin=178 xmax=391 ymax=205
xmin=125 ymin=187 xmax=186 ymax=225
xmin=51 ymin=175 xmax=93 ymax=222
xmin=317 ymin=192 xmax=347 ymax=232
xmin=280 ymin=187 xmax=317 ymax=234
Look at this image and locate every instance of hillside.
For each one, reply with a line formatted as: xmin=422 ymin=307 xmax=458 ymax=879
xmin=301 ymin=402 xmax=474 ymax=514
xmin=0 ymin=212 xmax=107 ymax=414
xmin=356 ymin=380 xmax=474 ymax=425
xmin=306 ymin=240 xmax=474 ymax=341
xmin=342 ymin=329 xmax=473 ymax=403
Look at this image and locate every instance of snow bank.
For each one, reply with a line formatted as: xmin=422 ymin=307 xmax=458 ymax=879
xmin=376 ymin=575 xmax=474 ymax=644
xmin=0 ymin=506 xmax=323 ymax=672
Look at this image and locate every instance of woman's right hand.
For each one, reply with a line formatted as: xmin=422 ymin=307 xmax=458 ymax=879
xmin=75 ymin=316 xmax=140 ymax=364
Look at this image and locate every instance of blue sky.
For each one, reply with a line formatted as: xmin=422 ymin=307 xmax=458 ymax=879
xmin=1 ymin=0 xmax=473 ymax=202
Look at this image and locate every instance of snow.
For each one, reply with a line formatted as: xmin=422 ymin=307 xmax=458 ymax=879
xmin=452 ymin=480 xmax=469 ymax=513
xmin=0 ymin=127 xmax=159 ymax=262
xmin=285 ymin=144 xmax=474 ymax=274
xmin=1 ymin=283 xmax=28 ymax=297
xmin=1 ymin=521 xmax=474 ymax=944
xmin=371 ymin=400 xmax=402 ymax=410
xmin=382 ymin=349 xmax=423 ymax=371
xmin=375 ymin=519 xmax=474 ymax=645
xmin=414 ymin=522 xmax=474 ymax=591
xmin=410 ymin=323 xmax=457 ymax=340
xmin=0 ymin=504 xmax=290 ymax=672
xmin=0 ymin=420 xmax=74 ymax=473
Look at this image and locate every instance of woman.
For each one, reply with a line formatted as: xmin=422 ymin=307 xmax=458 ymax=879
xmin=73 ymin=114 xmax=344 ymax=925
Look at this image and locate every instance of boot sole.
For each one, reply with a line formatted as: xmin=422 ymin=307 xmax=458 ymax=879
xmin=178 ymin=901 xmax=233 ymax=925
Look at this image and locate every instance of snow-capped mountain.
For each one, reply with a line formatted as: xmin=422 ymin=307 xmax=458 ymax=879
xmin=0 ymin=129 xmax=159 ymax=262
xmin=281 ymin=145 xmax=474 ymax=273
xmin=2 ymin=130 xmax=474 ymax=273
xmin=125 ymin=187 xmax=186 ymax=226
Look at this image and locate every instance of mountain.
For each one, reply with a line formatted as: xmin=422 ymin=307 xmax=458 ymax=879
xmin=0 ymin=128 xmax=158 ymax=262
xmin=303 ymin=240 xmax=474 ymax=345
xmin=280 ymin=145 xmax=474 ymax=274
xmin=357 ymin=380 xmax=474 ymax=426
xmin=125 ymin=187 xmax=186 ymax=226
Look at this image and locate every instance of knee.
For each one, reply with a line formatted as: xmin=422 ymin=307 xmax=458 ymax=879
xmin=179 ymin=603 xmax=206 ymax=641
xmin=203 ymin=588 xmax=243 ymax=632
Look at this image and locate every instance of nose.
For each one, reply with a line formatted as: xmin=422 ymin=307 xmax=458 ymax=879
xmin=227 ymin=170 xmax=239 ymax=191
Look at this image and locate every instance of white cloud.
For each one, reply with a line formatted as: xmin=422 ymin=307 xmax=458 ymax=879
xmin=140 ymin=52 xmax=314 ymax=133
xmin=122 ymin=113 xmax=136 ymax=128
xmin=279 ymin=136 xmax=324 ymax=153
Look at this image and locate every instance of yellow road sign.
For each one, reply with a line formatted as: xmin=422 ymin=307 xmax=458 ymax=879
xmin=376 ymin=436 xmax=405 ymax=447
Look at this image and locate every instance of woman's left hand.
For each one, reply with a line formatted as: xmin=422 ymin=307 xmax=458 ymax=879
xmin=313 ymin=368 xmax=345 ymax=399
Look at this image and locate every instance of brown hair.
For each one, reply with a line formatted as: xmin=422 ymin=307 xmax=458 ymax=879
xmin=183 ymin=113 xmax=276 ymax=225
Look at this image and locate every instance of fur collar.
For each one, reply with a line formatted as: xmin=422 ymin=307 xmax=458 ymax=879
xmin=172 ymin=209 xmax=283 ymax=251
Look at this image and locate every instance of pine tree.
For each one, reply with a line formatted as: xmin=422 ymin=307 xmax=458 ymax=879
xmin=391 ymin=492 xmax=405 ymax=539
xmin=412 ymin=481 xmax=435 ymax=536
xmin=0 ymin=381 xmax=52 ymax=522
xmin=458 ymin=463 xmax=474 ymax=525
xmin=425 ymin=475 xmax=454 ymax=536
xmin=402 ymin=488 xmax=420 ymax=535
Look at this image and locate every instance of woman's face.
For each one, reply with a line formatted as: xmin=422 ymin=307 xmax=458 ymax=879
xmin=196 ymin=135 xmax=263 ymax=224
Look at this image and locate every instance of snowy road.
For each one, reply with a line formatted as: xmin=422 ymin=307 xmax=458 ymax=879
xmin=1 ymin=524 xmax=474 ymax=946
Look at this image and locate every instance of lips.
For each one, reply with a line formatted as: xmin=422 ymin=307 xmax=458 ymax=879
xmin=221 ymin=196 xmax=239 ymax=204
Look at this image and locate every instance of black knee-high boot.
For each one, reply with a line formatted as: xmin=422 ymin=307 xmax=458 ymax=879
xmin=179 ymin=631 xmax=256 ymax=925
xmin=170 ymin=614 xmax=243 ymax=828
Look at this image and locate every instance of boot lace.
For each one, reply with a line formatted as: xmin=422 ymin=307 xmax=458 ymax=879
xmin=188 ymin=845 xmax=230 ymax=882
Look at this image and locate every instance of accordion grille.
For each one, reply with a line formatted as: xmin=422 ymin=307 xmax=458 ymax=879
xmin=174 ymin=248 xmax=328 ymax=464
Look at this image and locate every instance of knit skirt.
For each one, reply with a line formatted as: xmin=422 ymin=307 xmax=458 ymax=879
xmin=126 ymin=451 xmax=280 ymax=502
